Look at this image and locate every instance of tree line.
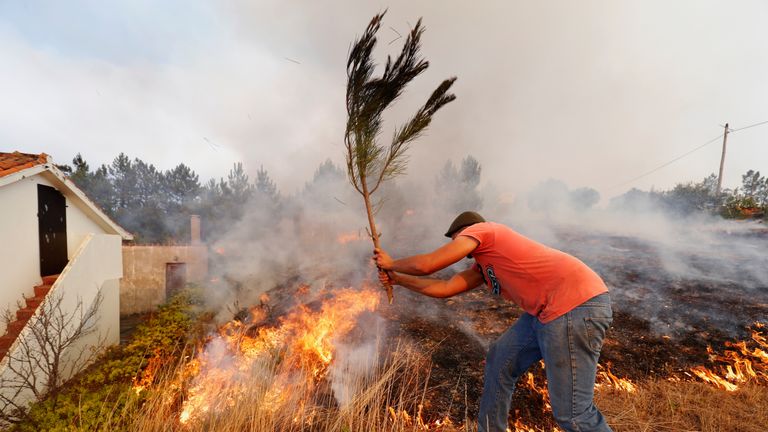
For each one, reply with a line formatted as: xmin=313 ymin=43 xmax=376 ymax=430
xmin=56 ymin=154 xmax=485 ymax=244
xmin=611 ymin=170 xmax=768 ymax=218
xmin=57 ymin=153 xmax=280 ymax=243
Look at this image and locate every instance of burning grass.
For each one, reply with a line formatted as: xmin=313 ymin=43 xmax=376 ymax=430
xmin=122 ymin=285 xmax=467 ymax=431
xmin=126 ymin=338 xmax=459 ymax=431
xmin=12 ymin=275 xmax=767 ymax=431
xmin=119 ymin=284 xmax=767 ymax=432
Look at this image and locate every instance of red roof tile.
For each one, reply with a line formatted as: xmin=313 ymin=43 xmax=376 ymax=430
xmin=0 ymin=152 xmax=48 ymax=178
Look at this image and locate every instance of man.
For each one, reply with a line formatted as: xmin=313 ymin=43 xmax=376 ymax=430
xmin=374 ymin=211 xmax=612 ymax=432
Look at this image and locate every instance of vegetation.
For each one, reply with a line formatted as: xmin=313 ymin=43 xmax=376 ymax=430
xmin=58 ymin=154 xmax=279 ymax=244
xmin=344 ymin=12 xmax=457 ymax=302
xmin=435 ymin=156 xmax=483 ymax=214
xmin=11 ymin=290 xmax=203 ymax=431
xmin=596 ymin=381 xmax=768 ymax=432
xmin=611 ymin=170 xmax=768 ymax=220
xmin=0 ymin=291 xmax=103 ymax=423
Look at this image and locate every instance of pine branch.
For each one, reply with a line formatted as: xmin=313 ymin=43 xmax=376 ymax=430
xmin=344 ymin=13 xmax=457 ymax=303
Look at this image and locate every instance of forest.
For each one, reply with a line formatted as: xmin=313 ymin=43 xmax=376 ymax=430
xmin=55 ymin=152 xmax=767 ymax=244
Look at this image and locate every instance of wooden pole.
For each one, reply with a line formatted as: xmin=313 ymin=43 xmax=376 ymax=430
xmin=716 ymin=123 xmax=729 ymax=195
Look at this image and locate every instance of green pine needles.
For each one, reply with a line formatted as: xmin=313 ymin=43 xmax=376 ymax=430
xmin=344 ymin=12 xmax=457 ymax=303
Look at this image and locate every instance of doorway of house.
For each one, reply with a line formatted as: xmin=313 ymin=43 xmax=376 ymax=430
xmin=37 ymin=184 xmax=68 ymax=277
xmin=165 ymin=263 xmax=187 ymax=299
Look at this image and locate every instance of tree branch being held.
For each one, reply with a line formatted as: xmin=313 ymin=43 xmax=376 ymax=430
xmin=344 ymin=12 xmax=457 ymax=303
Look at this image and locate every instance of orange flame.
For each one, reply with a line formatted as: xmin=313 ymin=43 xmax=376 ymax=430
xmin=595 ymin=363 xmax=637 ymax=393
xmin=179 ymin=287 xmax=380 ymax=424
xmin=689 ymin=366 xmax=739 ymax=391
xmin=337 ymin=232 xmax=363 ymax=244
xmin=522 ymin=363 xmax=551 ymax=409
xmin=687 ymin=323 xmax=768 ymax=391
xmin=387 ymin=406 xmax=455 ymax=430
xmin=132 ymin=350 xmax=165 ymax=395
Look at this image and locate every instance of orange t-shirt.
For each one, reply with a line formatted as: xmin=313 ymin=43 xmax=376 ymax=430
xmin=460 ymin=222 xmax=608 ymax=323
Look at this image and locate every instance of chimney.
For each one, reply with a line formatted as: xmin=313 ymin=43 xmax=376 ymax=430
xmin=190 ymin=215 xmax=202 ymax=245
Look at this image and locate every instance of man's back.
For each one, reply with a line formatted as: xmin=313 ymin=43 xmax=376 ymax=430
xmin=460 ymin=222 xmax=608 ymax=322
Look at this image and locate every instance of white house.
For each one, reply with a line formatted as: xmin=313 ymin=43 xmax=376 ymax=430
xmin=0 ymin=151 xmax=132 ymax=411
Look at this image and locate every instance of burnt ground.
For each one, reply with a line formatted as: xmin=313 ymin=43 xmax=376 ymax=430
xmin=368 ymin=227 xmax=768 ymax=429
xmin=223 ymin=225 xmax=768 ymax=430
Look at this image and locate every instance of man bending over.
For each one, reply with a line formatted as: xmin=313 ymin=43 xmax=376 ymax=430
xmin=374 ymin=211 xmax=613 ymax=432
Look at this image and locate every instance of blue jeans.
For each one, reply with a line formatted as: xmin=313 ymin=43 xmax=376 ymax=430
xmin=478 ymin=293 xmax=613 ymax=432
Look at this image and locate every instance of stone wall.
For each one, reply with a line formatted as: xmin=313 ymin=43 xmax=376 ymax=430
xmin=120 ymin=245 xmax=208 ymax=315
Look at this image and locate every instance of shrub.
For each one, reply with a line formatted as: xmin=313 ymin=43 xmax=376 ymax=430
xmin=13 ymin=288 xmax=203 ymax=431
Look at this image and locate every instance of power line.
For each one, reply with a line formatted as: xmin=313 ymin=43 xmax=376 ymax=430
xmin=608 ymin=118 xmax=768 ymax=191
xmin=608 ymin=134 xmax=724 ymax=190
xmin=730 ymin=119 xmax=768 ymax=133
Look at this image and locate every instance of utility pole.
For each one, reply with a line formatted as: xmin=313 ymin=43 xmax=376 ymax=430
xmin=716 ymin=123 xmax=729 ymax=195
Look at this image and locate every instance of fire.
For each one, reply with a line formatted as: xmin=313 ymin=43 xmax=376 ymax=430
xmin=508 ymin=412 xmax=560 ymax=432
xmin=511 ymin=418 xmax=540 ymax=432
xmin=132 ymin=350 xmax=164 ymax=395
xmin=689 ymin=366 xmax=739 ymax=391
xmin=522 ymin=364 xmax=551 ymax=409
xmin=595 ymin=363 xmax=637 ymax=393
xmin=687 ymin=323 xmax=768 ymax=391
xmin=178 ymin=287 xmax=380 ymax=425
xmin=386 ymin=406 xmax=457 ymax=430
xmin=336 ymin=231 xmax=363 ymax=244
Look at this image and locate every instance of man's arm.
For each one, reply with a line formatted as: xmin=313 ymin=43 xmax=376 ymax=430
xmin=380 ymin=267 xmax=485 ymax=298
xmin=374 ymin=236 xmax=478 ymax=276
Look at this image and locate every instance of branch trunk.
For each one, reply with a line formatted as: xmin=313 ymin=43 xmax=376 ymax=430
xmin=360 ymin=175 xmax=393 ymax=303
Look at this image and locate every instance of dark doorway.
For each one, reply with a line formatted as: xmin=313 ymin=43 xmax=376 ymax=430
xmin=37 ymin=184 xmax=68 ymax=277
xmin=165 ymin=263 xmax=187 ymax=298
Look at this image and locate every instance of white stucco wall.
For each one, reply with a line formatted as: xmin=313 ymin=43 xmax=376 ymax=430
xmin=0 ymin=234 xmax=122 ymax=409
xmin=0 ymin=176 xmax=41 ymax=335
xmin=0 ymin=173 xmax=112 ymax=334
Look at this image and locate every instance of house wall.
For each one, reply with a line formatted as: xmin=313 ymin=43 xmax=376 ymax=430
xmin=0 ymin=234 xmax=121 ymax=407
xmin=0 ymin=175 xmax=111 ymax=334
xmin=120 ymin=245 xmax=208 ymax=315
xmin=0 ymin=177 xmax=39 ymax=334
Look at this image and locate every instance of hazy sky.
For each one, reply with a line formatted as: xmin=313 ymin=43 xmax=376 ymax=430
xmin=1 ymin=1 xmax=767 ymax=201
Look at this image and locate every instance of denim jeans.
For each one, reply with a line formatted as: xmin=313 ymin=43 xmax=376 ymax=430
xmin=478 ymin=293 xmax=613 ymax=432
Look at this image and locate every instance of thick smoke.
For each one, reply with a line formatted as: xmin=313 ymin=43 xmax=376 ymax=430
xmin=205 ymin=154 xmax=766 ymax=346
xmin=490 ymin=179 xmax=768 ymax=337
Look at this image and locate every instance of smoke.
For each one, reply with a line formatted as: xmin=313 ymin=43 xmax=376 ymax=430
xmin=329 ymin=313 xmax=386 ymax=407
xmin=491 ymin=179 xmax=768 ymax=337
xmin=201 ymin=147 xmax=766 ymax=347
xmin=3 ymin=2 xmax=767 ymax=196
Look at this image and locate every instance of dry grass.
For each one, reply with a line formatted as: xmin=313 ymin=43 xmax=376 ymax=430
xmin=65 ymin=336 xmax=768 ymax=432
xmin=597 ymin=380 xmax=768 ymax=432
xmin=79 ymin=351 xmax=768 ymax=432
xmin=111 ymin=341 xmax=471 ymax=432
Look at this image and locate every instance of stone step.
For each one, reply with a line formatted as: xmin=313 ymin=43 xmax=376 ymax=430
xmin=34 ymin=284 xmax=51 ymax=297
xmin=16 ymin=308 xmax=34 ymax=321
xmin=0 ymin=335 xmax=14 ymax=350
xmin=7 ymin=320 xmax=25 ymax=335
xmin=41 ymin=274 xmax=60 ymax=285
xmin=25 ymin=296 xmax=43 ymax=309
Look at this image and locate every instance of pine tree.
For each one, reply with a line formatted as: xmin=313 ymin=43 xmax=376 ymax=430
xmin=70 ymin=153 xmax=91 ymax=190
xmin=345 ymin=13 xmax=457 ymax=303
xmin=255 ymin=165 xmax=278 ymax=201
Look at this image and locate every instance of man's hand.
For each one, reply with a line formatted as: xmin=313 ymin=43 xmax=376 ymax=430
xmin=373 ymin=248 xmax=394 ymax=270
xmin=378 ymin=270 xmax=396 ymax=286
